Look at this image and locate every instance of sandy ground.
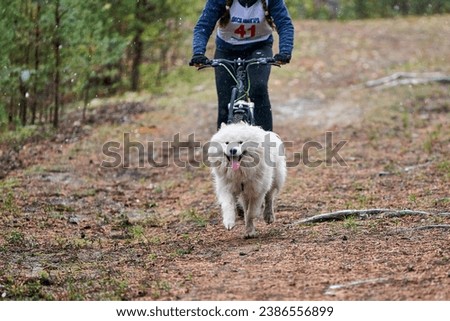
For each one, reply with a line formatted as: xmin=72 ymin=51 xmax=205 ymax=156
xmin=0 ymin=16 xmax=449 ymax=300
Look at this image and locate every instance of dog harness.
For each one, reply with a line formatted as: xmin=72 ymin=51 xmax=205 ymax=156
xmin=217 ymin=0 xmax=273 ymax=45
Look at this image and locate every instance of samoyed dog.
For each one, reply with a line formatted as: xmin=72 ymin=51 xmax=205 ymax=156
xmin=208 ymin=123 xmax=286 ymax=238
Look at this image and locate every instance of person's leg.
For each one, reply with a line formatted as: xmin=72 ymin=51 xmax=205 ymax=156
xmin=214 ymin=48 xmax=236 ymax=130
xmin=247 ymin=45 xmax=273 ymax=131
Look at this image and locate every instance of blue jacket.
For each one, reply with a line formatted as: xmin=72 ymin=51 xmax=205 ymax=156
xmin=193 ymin=0 xmax=294 ymax=55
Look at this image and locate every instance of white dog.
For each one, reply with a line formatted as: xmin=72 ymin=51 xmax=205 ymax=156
xmin=208 ymin=123 xmax=286 ymax=238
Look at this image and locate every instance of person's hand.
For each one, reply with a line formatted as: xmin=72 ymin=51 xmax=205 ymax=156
xmin=274 ymin=53 xmax=291 ymax=64
xmin=189 ymin=54 xmax=209 ymax=66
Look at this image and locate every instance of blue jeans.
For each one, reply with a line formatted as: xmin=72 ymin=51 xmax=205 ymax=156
xmin=214 ymin=44 xmax=273 ymax=131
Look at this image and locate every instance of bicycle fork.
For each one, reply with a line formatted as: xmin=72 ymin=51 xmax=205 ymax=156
xmin=227 ymin=87 xmax=238 ymax=124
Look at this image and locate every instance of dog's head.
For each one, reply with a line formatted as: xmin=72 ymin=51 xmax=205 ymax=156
xmin=208 ymin=123 xmax=265 ymax=171
xmin=223 ymin=140 xmax=247 ymax=171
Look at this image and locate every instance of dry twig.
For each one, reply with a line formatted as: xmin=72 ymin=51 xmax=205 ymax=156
xmin=292 ymin=209 xmax=450 ymax=225
xmin=325 ymin=278 xmax=389 ymax=296
xmin=366 ymin=72 xmax=450 ymax=89
xmin=390 ymin=224 xmax=450 ymax=234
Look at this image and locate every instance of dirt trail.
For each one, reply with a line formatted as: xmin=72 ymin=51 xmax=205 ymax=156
xmin=1 ymin=17 xmax=450 ymax=300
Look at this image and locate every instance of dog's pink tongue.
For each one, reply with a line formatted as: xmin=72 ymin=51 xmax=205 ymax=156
xmin=231 ymin=160 xmax=240 ymax=171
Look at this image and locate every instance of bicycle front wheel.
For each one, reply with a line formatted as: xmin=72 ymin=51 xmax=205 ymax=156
xmin=232 ymin=112 xmax=245 ymax=124
xmin=227 ymin=87 xmax=238 ymax=124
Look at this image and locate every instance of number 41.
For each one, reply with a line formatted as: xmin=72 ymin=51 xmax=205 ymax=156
xmin=234 ymin=24 xmax=256 ymax=38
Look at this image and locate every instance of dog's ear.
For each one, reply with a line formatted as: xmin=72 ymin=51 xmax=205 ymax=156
xmin=220 ymin=122 xmax=227 ymax=128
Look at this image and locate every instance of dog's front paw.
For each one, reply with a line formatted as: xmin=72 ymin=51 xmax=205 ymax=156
xmin=263 ymin=210 xmax=274 ymax=224
xmin=244 ymin=231 xmax=257 ymax=239
xmin=244 ymin=226 xmax=257 ymax=239
xmin=223 ymin=218 xmax=235 ymax=230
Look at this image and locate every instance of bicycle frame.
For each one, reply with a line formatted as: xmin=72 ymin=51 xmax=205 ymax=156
xmin=196 ymin=57 xmax=279 ymax=126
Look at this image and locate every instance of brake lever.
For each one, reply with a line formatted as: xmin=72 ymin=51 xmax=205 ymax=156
xmin=258 ymin=58 xmax=281 ymax=67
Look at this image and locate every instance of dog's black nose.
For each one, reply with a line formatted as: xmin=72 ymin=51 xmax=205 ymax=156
xmin=230 ymin=148 xmax=238 ymax=155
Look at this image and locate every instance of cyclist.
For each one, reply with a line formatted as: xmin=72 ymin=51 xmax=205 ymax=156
xmin=190 ymin=0 xmax=294 ymax=131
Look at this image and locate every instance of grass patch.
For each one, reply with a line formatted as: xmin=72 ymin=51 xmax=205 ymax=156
xmin=0 ymin=177 xmax=18 ymax=190
xmin=0 ymin=178 xmax=19 ymax=215
xmin=129 ymin=225 xmax=145 ymax=240
xmin=181 ymin=208 xmax=208 ymax=227
xmin=343 ymin=215 xmax=358 ymax=231
xmin=0 ymin=125 xmax=48 ymax=146
xmin=437 ymin=160 xmax=450 ymax=179
xmin=423 ymin=124 xmax=443 ymax=154
xmin=73 ymin=188 xmax=97 ymax=198
xmin=1 ymin=191 xmax=18 ymax=214
xmin=5 ymin=230 xmax=25 ymax=245
xmin=151 ymin=280 xmax=172 ymax=299
xmin=2 ymin=278 xmax=55 ymax=300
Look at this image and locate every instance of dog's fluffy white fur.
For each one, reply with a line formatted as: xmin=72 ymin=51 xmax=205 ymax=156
xmin=208 ymin=123 xmax=286 ymax=238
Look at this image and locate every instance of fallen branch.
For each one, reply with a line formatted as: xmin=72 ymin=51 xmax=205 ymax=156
xmin=403 ymin=161 xmax=433 ymax=173
xmin=383 ymin=209 xmax=431 ymax=218
xmin=292 ymin=209 xmax=450 ymax=225
xmin=365 ymin=72 xmax=450 ymax=89
xmin=293 ymin=209 xmax=389 ymax=224
xmin=390 ymin=224 xmax=450 ymax=234
xmin=325 ymin=278 xmax=389 ymax=296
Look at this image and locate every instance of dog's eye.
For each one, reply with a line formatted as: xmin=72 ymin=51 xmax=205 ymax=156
xmin=225 ymin=141 xmax=229 ymax=145
xmin=238 ymin=141 xmax=243 ymax=144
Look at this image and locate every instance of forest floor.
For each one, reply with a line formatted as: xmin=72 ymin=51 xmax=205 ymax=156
xmin=1 ymin=16 xmax=449 ymax=300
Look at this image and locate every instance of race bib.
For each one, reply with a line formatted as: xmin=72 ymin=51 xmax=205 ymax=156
xmin=217 ymin=0 xmax=273 ymax=45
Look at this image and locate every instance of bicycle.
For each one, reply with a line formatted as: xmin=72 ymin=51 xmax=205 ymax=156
xmin=191 ymin=57 xmax=280 ymax=125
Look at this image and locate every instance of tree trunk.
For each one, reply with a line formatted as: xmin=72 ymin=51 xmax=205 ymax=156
xmin=82 ymin=82 xmax=90 ymax=122
xmin=130 ymin=0 xmax=153 ymax=92
xmin=354 ymin=0 xmax=369 ymax=19
xmin=53 ymin=0 xmax=61 ymax=128
xmin=8 ymin=97 xmax=14 ymax=127
xmin=398 ymin=0 xmax=410 ymax=15
xmin=31 ymin=2 xmax=41 ymax=125
xmin=19 ymin=78 xmax=27 ymax=126
xmin=130 ymin=29 xmax=143 ymax=92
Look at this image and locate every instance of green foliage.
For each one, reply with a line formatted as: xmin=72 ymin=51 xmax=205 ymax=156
xmin=0 ymin=103 xmax=8 ymax=130
xmin=0 ymin=0 xmax=200 ymax=130
xmin=0 ymin=124 xmax=42 ymax=145
xmin=0 ymin=0 xmax=447 ymax=132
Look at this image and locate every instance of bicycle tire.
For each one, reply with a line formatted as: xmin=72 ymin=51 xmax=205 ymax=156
xmin=232 ymin=112 xmax=245 ymax=124
xmin=227 ymin=87 xmax=238 ymax=124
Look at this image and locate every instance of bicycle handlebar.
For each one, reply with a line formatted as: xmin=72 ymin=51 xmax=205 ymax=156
xmin=191 ymin=57 xmax=281 ymax=69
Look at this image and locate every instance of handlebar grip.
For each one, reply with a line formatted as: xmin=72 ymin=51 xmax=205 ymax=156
xmin=264 ymin=58 xmax=276 ymax=63
xmin=189 ymin=58 xmax=211 ymax=67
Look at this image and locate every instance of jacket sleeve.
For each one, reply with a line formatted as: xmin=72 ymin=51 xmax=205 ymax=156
xmin=193 ymin=0 xmax=227 ymax=55
xmin=269 ymin=0 xmax=294 ymax=55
